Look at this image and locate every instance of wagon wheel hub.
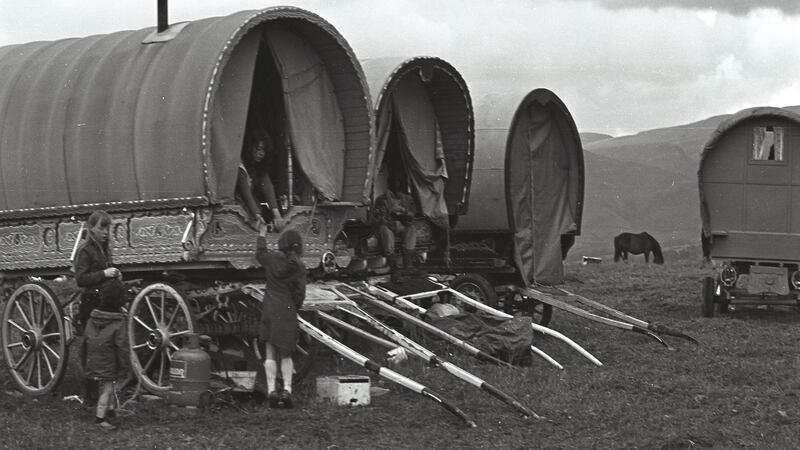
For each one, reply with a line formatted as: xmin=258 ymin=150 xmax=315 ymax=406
xmin=146 ymin=329 xmax=167 ymax=350
xmin=21 ymin=330 xmax=40 ymax=351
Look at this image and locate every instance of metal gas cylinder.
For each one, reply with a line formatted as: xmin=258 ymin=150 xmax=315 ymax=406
xmin=167 ymin=333 xmax=211 ymax=407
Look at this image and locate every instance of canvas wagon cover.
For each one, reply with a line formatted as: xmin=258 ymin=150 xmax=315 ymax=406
xmin=361 ymin=57 xmax=474 ymax=227
xmin=0 ymin=7 xmax=373 ymax=219
xmin=461 ymin=89 xmax=584 ymax=285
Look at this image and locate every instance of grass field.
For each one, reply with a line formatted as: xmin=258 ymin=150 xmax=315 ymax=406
xmin=2 ymin=250 xmax=799 ymax=449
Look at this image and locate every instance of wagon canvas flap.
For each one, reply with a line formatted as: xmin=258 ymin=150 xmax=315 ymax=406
xmin=266 ymin=27 xmax=345 ymax=201
xmin=510 ymin=102 xmax=575 ymax=285
xmin=390 ymin=73 xmax=449 ymax=228
xmin=363 ymin=57 xmax=473 ymax=217
xmin=210 ymin=30 xmax=260 ymax=203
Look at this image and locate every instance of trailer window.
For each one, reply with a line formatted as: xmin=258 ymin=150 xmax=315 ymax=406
xmin=752 ymin=126 xmax=784 ymax=161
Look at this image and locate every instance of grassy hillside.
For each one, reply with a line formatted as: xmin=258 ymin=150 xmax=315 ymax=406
xmin=571 ymin=150 xmax=698 ymax=261
xmin=584 ymin=115 xmax=724 ymax=166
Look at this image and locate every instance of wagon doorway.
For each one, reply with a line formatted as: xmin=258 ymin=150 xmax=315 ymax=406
xmin=507 ymin=100 xmax=578 ymax=285
xmin=373 ymin=72 xmax=449 ymax=229
xmin=374 ymin=114 xmax=412 ymax=200
xmin=238 ymin=24 xmax=347 ymax=219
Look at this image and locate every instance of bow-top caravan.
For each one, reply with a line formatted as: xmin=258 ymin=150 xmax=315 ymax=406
xmin=341 ymin=57 xmax=474 ymax=272
xmin=0 ymin=7 xmax=373 ymax=395
xmin=448 ymin=89 xmax=584 ymax=320
xmin=699 ymin=107 xmax=800 ymax=317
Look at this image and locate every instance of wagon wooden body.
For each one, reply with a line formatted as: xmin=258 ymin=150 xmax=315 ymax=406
xmin=0 ymin=7 xmax=374 ymax=395
xmin=698 ymin=107 xmax=800 ymax=316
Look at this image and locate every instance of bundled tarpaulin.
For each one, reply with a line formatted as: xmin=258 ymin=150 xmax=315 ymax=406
xmin=0 ymin=7 xmax=373 ymax=219
xmin=427 ymin=312 xmax=535 ymax=365
xmin=698 ymin=106 xmax=800 ymax=260
xmin=458 ymin=89 xmax=584 ymax=285
xmin=361 ymin=57 xmax=474 ymax=228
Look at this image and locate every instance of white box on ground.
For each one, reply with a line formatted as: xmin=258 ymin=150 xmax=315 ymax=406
xmin=316 ymin=375 xmax=371 ymax=406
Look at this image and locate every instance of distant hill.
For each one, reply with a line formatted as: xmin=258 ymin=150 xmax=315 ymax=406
xmin=568 ymin=105 xmax=800 ymax=262
xmin=579 ymin=132 xmax=613 ymax=145
xmin=582 ymin=105 xmax=800 ymax=174
xmin=582 ymin=115 xmax=724 ymax=176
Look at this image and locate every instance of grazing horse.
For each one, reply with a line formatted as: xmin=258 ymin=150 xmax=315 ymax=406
xmin=613 ymin=232 xmax=664 ymax=264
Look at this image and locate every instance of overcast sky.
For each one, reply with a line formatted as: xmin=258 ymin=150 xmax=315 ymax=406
xmin=1 ymin=0 xmax=798 ymax=136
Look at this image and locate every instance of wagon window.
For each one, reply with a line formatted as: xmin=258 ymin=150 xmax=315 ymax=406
xmin=752 ymin=126 xmax=784 ymax=161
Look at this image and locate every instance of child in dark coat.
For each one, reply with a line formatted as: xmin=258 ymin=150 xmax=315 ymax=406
xmin=256 ymin=225 xmax=306 ymax=408
xmin=75 ymin=210 xmax=128 ymax=429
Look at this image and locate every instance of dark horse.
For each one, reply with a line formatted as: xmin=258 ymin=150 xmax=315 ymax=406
xmin=614 ymin=232 xmax=664 ymax=264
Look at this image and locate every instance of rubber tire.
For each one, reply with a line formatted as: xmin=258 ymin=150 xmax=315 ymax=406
xmin=451 ymin=273 xmax=499 ymax=309
xmin=520 ymin=298 xmax=553 ymax=327
xmin=502 ymin=291 xmax=553 ymax=327
xmin=701 ymin=276 xmax=716 ymax=318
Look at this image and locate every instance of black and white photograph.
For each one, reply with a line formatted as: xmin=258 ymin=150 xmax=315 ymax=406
xmin=1 ymin=1 xmax=799 ymax=448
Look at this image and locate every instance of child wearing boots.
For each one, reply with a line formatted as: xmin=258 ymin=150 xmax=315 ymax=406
xmin=256 ymin=225 xmax=306 ymax=408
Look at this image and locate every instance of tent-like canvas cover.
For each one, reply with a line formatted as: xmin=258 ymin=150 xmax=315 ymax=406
xmin=361 ymin=57 xmax=473 ymax=228
xmin=460 ymin=89 xmax=584 ymax=285
xmin=0 ymin=7 xmax=373 ymax=220
xmin=699 ymin=106 xmax=800 ymax=261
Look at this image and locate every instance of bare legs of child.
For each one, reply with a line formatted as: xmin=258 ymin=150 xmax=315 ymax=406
xmin=95 ymin=380 xmax=117 ymax=429
xmin=264 ymin=342 xmax=294 ymax=408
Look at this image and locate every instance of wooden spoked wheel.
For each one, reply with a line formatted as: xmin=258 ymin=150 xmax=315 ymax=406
xmin=128 ymin=283 xmax=195 ymax=395
xmin=1 ymin=283 xmax=69 ymax=395
xmin=451 ymin=273 xmax=499 ymax=309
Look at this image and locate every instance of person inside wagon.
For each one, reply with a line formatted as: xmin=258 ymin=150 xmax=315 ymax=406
xmin=372 ymin=189 xmax=420 ymax=278
xmin=256 ymin=224 xmax=306 ymax=408
xmin=237 ymin=130 xmax=286 ymax=231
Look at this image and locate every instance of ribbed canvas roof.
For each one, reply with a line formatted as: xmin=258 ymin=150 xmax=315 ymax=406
xmin=0 ymin=7 xmax=373 ymax=219
xmin=463 ymin=88 xmax=584 ymax=232
xmin=360 ymin=57 xmax=474 ymax=215
xmin=462 ymin=88 xmax=584 ymax=285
